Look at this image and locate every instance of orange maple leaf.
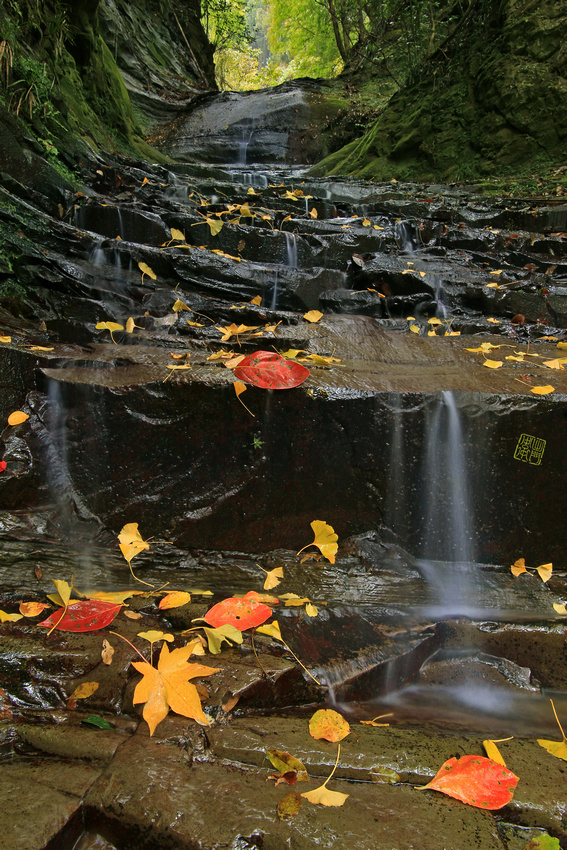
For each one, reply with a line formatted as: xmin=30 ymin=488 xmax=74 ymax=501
xmin=132 ymin=643 xmax=218 ymax=735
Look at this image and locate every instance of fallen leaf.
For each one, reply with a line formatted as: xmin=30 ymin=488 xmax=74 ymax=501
xmin=82 ymin=715 xmax=113 ymax=730
xmin=530 ymin=385 xmax=554 ymax=395
xmin=487 ymin=318 xmax=501 ymax=324
xmin=132 ymin=642 xmax=218 ymax=734
xmin=159 ymin=591 xmax=192 ymax=610
xmin=281 ymin=594 xmax=310 ymax=606
xmin=482 ymin=737 xmax=512 ymax=766
xmin=553 ymin=603 xmax=567 ymax=615
xmin=409 ymin=325 xmax=420 ymax=334
xmin=309 ymin=709 xmax=350 ymax=742
xmin=138 ymin=262 xmax=157 ymax=281
xmin=202 ymin=595 xmax=273 ymax=630
xmin=0 ymin=610 xmax=23 ymax=622
xmin=360 ymin=713 xmax=393 ymax=727
xmin=536 ymin=563 xmax=553 ymax=583
xmin=277 ymin=791 xmax=303 ymax=820
xmin=95 ymin=321 xmax=124 ymax=343
xmin=234 ymin=350 xmax=310 ymax=390
xmin=466 ymin=343 xmax=501 ymax=353
xmin=309 ymin=208 xmax=318 ymax=219
xmin=305 ymin=602 xmax=318 ymax=617
xmin=483 ymin=359 xmax=503 ymax=369
xmin=29 ymin=345 xmax=54 ymax=351
xmin=417 ymin=755 xmax=519 ymax=809
xmin=202 ymin=624 xmax=243 ymax=654
xmin=7 ymin=411 xmax=29 ymax=426
xmin=138 ymin=630 xmax=175 ymax=645
xmin=170 ymin=228 xmax=185 ymax=242
xmin=301 ymin=743 xmax=348 ymax=807
xmin=217 ymin=322 xmax=260 ymax=341
xmin=268 ymin=771 xmax=298 ymax=786
xmin=542 ymin=359 xmax=564 ymax=370
xmin=0 ymin=336 xmax=11 ymax=343
xmin=39 ymin=600 xmax=122 ymax=632
xmin=250 ymin=295 xmax=262 ymax=306
xmin=69 ymin=681 xmax=99 ymax=700
xmin=101 ymin=639 xmax=114 ymax=665
xmin=256 ymin=620 xmax=282 ymax=641
xmin=125 ymin=317 xmax=142 ymax=334
xmin=511 ymin=558 xmax=527 ymax=577
xmin=19 ymin=601 xmax=49 ymax=617
xmin=303 ymin=310 xmax=323 ymax=323
xmin=523 ymin=835 xmax=561 ymax=850
xmin=297 ymin=520 xmax=338 ymax=564
xmin=259 ymin=566 xmax=284 ymax=590
xmin=362 ymin=218 xmax=371 ymax=226
xmin=118 ymin=523 xmax=150 ymax=564
xmin=172 ymin=299 xmax=191 ymax=313
xmin=266 ymin=749 xmax=309 ymax=782
xmin=85 ymin=590 xmax=142 ymax=605
xmin=0 ymin=461 xmax=6 ymax=472
xmin=123 ymin=610 xmax=142 ymax=620
xmin=537 ymin=699 xmax=567 ymax=762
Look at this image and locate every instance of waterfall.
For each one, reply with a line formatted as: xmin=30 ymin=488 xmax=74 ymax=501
xmin=284 ymin=232 xmax=298 ymax=268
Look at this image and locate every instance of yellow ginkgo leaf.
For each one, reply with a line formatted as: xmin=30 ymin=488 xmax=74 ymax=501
xmin=553 ymin=603 xmax=567 ymax=615
xmin=305 ymin=602 xmax=318 ymax=617
xmin=428 ymin=317 xmax=442 ymax=325
xmin=234 ymin=381 xmax=255 ymax=417
xmin=482 ymin=737 xmax=512 ymax=766
xmin=362 ymin=218 xmax=371 ymax=227
xmin=537 ymin=699 xmax=567 ymax=762
xmin=125 ymin=317 xmax=142 ymax=334
xmin=170 ymin=228 xmax=185 ymax=242
xmin=489 ymin=269 xmax=503 ymax=275
xmin=159 ymin=591 xmax=192 ymax=610
xmin=360 ymin=713 xmax=393 ymax=727
xmin=466 ymin=343 xmax=500 ymax=353
xmin=8 ymin=410 xmax=29 ymax=426
xmin=487 ymin=318 xmax=501 ymax=324
xmin=297 ymin=520 xmax=338 ymax=564
xmin=511 ymin=558 xmax=527 ymax=577
xmin=506 ymin=355 xmax=524 ymax=362
xmin=542 ymin=360 xmax=564 ymax=370
xmin=0 ymin=610 xmax=23 ymax=622
xmin=249 ymin=295 xmax=262 ymax=306
xmin=483 ymin=359 xmax=503 ymax=369
xmin=186 ymin=320 xmax=204 ymax=327
xmin=118 ymin=523 xmax=150 ymax=564
xmin=536 ymin=563 xmax=553 ymax=583
xmin=310 ymin=208 xmax=318 ymax=219
xmin=95 ymin=321 xmax=124 ymax=343
xmin=409 ymin=325 xmax=420 ymax=334
xmin=172 ymin=299 xmax=191 ymax=313
xmin=301 ymin=743 xmax=348 ymax=807
xmin=138 ymin=262 xmax=157 ymax=281
xmin=29 ymin=346 xmax=54 ymax=351
xmin=531 ymin=385 xmax=554 ymax=395
xmin=256 ymin=620 xmax=282 ymax=640
xmin=486 ymin=283 xmax=501 ymax=289
xmin=138 ymin=630 xmax=175 ymax=644
xmin=0 ymin=336 xmax=11 ymax=343
xmin=303 ymin=310 xmax=323 ymax=323
xmin=260 ymin=566 xmax=284 ymax=590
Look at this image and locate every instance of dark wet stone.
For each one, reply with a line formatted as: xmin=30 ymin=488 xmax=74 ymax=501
xmin=0 ymin=770 xmax=81 ymax=849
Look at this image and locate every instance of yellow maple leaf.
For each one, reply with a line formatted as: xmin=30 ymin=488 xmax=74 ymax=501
xmin=0 ymin=336 xmax=11 ymax=343
xmin=132 ymin=643 xmax=218 ymax=735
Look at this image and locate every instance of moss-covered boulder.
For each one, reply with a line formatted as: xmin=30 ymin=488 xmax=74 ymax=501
xmin=312 ymin=0 xmax=567 ymax=182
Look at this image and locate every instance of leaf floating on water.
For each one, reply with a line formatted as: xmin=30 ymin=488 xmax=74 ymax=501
xmin=234 ymin=350 xmax=310 ymax=390
xmin=305 ymin=602 xmax=318 ymax=617
xmin=531 ymin=385 xmax=555 ymax=395
xmin=537 ymin=699 xmax=567 ymax=762
xmin=303 ymin=310 xmax=323 ymax=323
xmin=125 ymin=317 xmax=142 ymax=334
xmin=297 ymin=520 xmax=338 ymax=564
xmin=416 ymin=755 xmax=519 ymax=809
xmin=466 ymin=343 xmax=501 ymax=353
xmin=309 ymin=709 xmax=350 ymax=742
xmin=132 ymin=642 xmax=218 ymax=735
xmin=39 ymin=600 xmax=121 ymax=632
xmin=138 ymin=262 xmax=157 ymax=281
xmin=8 ymin=410 xmax=29 ymax=426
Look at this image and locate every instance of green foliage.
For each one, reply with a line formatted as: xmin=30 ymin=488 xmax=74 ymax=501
xmin=267 ymin=0 xmax=342 ymax=79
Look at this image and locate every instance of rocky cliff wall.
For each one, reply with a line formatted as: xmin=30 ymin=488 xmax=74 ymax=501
xmin=312 ymin=0 xmax=567 ymax=183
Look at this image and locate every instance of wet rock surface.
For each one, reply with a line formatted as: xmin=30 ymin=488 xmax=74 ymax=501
xmin=1 ymin=118 xmax=567 ymax=847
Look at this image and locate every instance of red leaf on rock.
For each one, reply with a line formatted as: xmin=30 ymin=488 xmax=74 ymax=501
xmin=418 ymin=755 xmax=519 ymax=809
xmin=234 ymin=350 xmax=309 ymax=389
xmin=203 ymin=595 xmax=273 ymax=630
xmin=39 ymin=600 xmax=122 ymax=632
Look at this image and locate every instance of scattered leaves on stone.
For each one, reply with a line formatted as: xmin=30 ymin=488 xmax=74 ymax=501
xmin=511 ymin=558 xmax=552 ymax=582
xmin=531 ymin=385 xmax=555 ymax=395
xmin=256 ymin=620 xmax=282 ymax=641
xmin=19 ymin=601 xmax=49 ymax=617
xmin=303 ymin=310 xmax=323 ymax=323
xmin=266 ymin=750 xmax=309 ymax=782
xmin=132 ymin=642 xmax=218 ymax=734
xmin=138 ymin=262 xmax=157 ymax=281
xmin=482 ymin=737 xmax=512 ymax=766
xmin=118 ymin=523 xmax=150 ymax=583
xmin=259 ymin=565 xmax=284 ymax=590
xmin=297 ymin=520 xmax=338 ymax=564
xmin=234 ymin=350 xmax=310 ymax=390
xmin=101 ymin=639 xmax=114 ymax=665
xmin=39 ymin=600 xmax=122 ymax=632
xmin=202 ymin=624 xmax=243 ymax=654
xmin=69 ymin=681 xmax=99 ymax=700
xmin=309 ymin=709 xmax=350 ymax=742
xmin=95 ymin=321 xmax=124 ymax=343
xmin=417 ymin=755 xmax=519 ymax=809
